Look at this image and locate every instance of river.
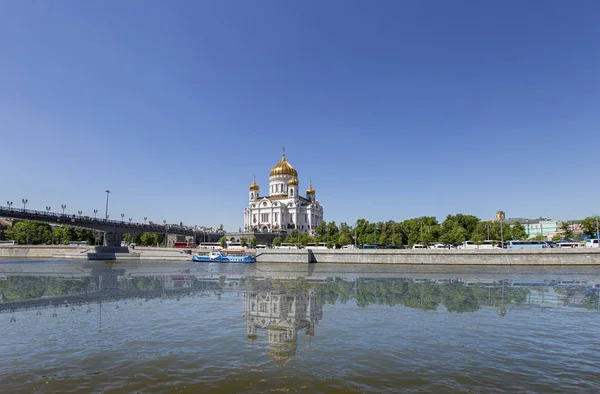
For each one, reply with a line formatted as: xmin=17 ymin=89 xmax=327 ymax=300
xmin=1 ymin=259 xmax=599 ymax=393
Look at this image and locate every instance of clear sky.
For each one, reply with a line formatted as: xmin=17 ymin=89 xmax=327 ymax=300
xmin=1 ymin=1 xmax=599 ymax=230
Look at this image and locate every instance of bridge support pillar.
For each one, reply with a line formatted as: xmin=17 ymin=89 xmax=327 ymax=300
xmin=104 ymin=231 xmax=124 ymax=247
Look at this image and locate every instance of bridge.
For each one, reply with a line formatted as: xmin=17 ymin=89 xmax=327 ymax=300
xmin=0 ymin=205 xmax=200 ymax=247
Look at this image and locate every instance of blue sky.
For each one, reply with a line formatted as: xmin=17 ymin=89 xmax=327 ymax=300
xmin=1 ymin=0 xmax=599 ymax=230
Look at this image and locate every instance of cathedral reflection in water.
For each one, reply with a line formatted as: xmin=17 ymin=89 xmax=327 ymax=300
xmin=243 ymin=290 xmax=323 ymax=366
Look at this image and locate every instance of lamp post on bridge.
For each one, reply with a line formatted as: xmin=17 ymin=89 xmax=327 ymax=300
xmin=78 ymin=211 xmax=82 ymax=218
xmin=93 ymin=209 xmax=98 ymax=219
xmin=61 ymin=205 xmax=66 ymax=215
xmin=22 ymin=199 xmax=28 ymax=211
xmin=46 ymin=206 xmax=51 ymax=214
xmin=105 ymin=190 xmax=111 ymax=220
xmin=129 ymin=218 xmax=132 ymax=223
xmin=144 ymin=217 xmax=147 ymax=224
xmin=121 ymin=213 xmax=125 ymax=222
xmin=7 ymin=201 xmax=13 ymax=210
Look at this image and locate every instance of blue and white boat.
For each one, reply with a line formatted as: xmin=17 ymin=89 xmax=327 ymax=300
xmin=192 ymin=250 xmax=256 ymax=263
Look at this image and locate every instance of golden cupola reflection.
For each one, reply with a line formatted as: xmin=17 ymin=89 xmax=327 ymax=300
xmin=306 ymin=181 xmax=315 ymax=195
xmin=270 ymin=154 xmax=298 ymax=177
xmin=288 ymin=177 xmax=299 ymax=186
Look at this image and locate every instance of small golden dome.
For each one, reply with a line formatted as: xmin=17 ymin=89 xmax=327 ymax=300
xmin=270 ymin=154 xmax=298 ymax=177
xmin=249 ymin=175 xmax=260 ymax=191
xmin=288 ymin=177 xmax=299 ymax=186
xmin=306 ymin=181 xmax=315 ymax=195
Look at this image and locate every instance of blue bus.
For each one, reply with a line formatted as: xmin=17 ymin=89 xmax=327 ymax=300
xmin=360 ymin=244 xmax=384 ymax=249
xmin=504 ymin=240 xmax=549 ymax=249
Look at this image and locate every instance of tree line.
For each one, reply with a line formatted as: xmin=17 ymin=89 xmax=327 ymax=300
xmin=267 ymin=215 xmax=600 ymax=248
xmin=266 ymin=214 xmax=529 ymax=248
xmin=3 ymin=220 xmax=165 ymax=246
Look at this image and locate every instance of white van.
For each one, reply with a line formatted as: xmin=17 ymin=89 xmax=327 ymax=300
xmin=460 ymin=241 xmax=479 ymax=250
xmin=585 ymin=239 xmax=599 ymax=248
xmin=412 ymin=244 xmax=427 ymax=249
xmin=430 ymin=243 xmax=449 ymax=249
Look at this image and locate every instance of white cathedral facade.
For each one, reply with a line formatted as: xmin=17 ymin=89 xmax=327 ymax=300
xmin=244 ymin=151 xmax=324 ymax=234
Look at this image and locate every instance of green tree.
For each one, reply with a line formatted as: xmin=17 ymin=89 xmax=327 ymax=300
xmin=511 ymin=221 xmax=527 ymax=240
xmin=219 ymin=235 xmax=227 ymax=249
xmin=338 ymin=232 xmax=353 ymax=247
xmin=284 ymin=229 xmax=299 ymax=245
xmin=580 ymin=217 xmax=599 ymax=238
xmin=250 ymin=236 xmax=257 ymax=249
xmin=272 ymin=236 xmax=282 ymax=247
xmin=299 ymin=232 xmax=312 ymax=246
xmin=240 ymin=238 xmax=247 ymax=248
xmin=140 ymin=233 xmax=160 ymax=246
xmin=559 ymin=221 xmax=573 ymax=240
xmin=5 ymin=221 xmax=52 ymax=245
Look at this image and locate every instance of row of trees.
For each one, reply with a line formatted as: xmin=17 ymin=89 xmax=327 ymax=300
xmin=3 ymin=220 xmax=167 ymax=246
xmin=268 ymin=215 xmax=599 ymax=248
xmin=262 ymin=215 xmax=529 ymax=248
xmin=4 ymin=221 xmax=101 ymax=245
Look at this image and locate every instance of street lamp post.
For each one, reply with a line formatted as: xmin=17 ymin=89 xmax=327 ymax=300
xmin=61 ymin=204 xmax=66 ymax=215
xmin=105 ymin=190 xmax=111 ymax=220
xmin=22 ymin=198 xmax=28 ymax=211
xmin=163 ymin=220 xmax=168 ymax=247
xmin=78 ymin=211 xmax=82 ymax=217
xmin=93 ymin=209 xmax=98 ymax=219
xmin=500 ymin=221 xmax=504 ymax=248
xmin=526 ymin=219 xmax=529 ymax=239
xmin=144 ymin=217 xmax=147 ymax=224
xmin=129 ymin=218 xmax=132 ymax=223
xmin=486 ymin=223 xmax=490 ymax=240
xmin=7 ymin=201 xmax=13 ymax=210
xmin=596 ymin=215 xmax=599 ymax=241
xmin=121 ymin=213 xmax=125 ymax=222
xmin=46 ymin=206 xmax=51 ymax=214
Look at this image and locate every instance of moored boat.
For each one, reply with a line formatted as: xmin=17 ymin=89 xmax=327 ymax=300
xmin=192 ymin=250 xmax=256 ymax=263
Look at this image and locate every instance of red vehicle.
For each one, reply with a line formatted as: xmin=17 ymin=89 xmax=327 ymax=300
xmin=173 ymin=242 xmax=196 ymax=248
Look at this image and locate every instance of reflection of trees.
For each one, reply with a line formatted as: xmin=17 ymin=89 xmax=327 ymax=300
xmin=0 ymin=274 xmax=220 ymax=309
xmin=0 ymin=276 xmax=89 ymax=301
xmin=246 ymin=278 xmax=532 ymax=314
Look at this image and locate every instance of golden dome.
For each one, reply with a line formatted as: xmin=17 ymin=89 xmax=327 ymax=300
xmin=306 ymin=181 xmax=315 ymax=195
xmin=249 ymin=175 xmax=260 ymax=191
xmin=288 ymin=177 xmax=299 ymax=186
xmin=270 ymin=154 xmax=298 ymax=177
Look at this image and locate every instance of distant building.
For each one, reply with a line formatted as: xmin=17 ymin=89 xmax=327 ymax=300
xmin=244 ymin=149 xmax=324 ymax=235
xmin=495 ymin=214 xmax=558 ymax=239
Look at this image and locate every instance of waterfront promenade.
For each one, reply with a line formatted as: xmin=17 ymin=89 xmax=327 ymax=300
xmin=2 ymin=245 xmax=600 ymax=265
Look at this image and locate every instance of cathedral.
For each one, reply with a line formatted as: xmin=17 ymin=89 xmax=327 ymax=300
xmin=244 ymin=150 xmax=324 ymax=234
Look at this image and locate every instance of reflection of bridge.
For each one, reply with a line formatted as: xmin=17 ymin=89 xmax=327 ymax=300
xmin=0 ymin=266 xmax=222 ymax=313
xmin=0 ymin=205 xmax=201 ymax=247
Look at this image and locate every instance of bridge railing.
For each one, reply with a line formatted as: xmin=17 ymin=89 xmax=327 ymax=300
xmin=0 ymin=206 xmax=196 ymax=235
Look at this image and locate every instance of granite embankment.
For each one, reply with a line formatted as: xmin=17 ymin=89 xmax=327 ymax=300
xmin=254 ymin=248 xmax=600 ymax=265
xmin=2 ymin=246 xmax=600 ymax=265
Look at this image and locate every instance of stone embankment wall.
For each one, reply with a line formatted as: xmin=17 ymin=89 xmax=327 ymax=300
xmin=254 ymin=248 xmax=600 ymax=265
xmin=0 ymin=245 xmax=91 ymax=258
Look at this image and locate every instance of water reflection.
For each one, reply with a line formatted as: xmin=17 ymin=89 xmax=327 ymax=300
xmin=243 ymin=289 xmax=323 ymax=366
xmin=1 ymin=261 xmax=600 ymax=392
xmin=1 ymin=264 xmax=599 ymax=318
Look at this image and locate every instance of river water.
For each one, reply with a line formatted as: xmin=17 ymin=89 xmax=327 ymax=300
xmin=1 ymin=259 xmax=599 ymax=393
